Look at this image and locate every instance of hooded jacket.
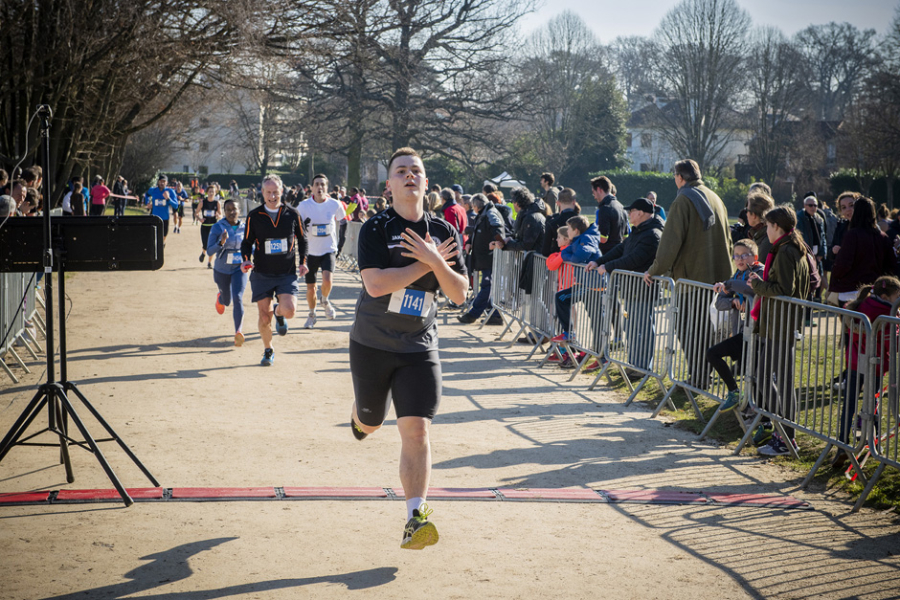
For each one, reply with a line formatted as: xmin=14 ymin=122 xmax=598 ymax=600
xmin=562 ymin=223 xmax=604 ymax=265
xmin=470 ymin=202 xmax=505 ymax=271
xmin=647 ymin=180 xmax=732 ymax=284
xmin=505 ymin=200 xmax=546 ymax=253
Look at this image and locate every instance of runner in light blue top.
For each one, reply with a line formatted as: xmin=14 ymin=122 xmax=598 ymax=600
xmin=143 ymin=175 xmax=179 ymax=242
xmin=207 ymin=198 xmax=249 ymax=347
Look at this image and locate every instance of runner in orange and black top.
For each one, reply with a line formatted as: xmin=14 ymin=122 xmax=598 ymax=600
xmin=240 ymin=174 xmax=309 ymax=366
xmin=199 ymin=183 xmax=222 ymax=269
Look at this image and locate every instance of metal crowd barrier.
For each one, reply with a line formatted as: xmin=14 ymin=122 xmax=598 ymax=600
xmin=557 ymin=265 xmax=607 ymax=377
xmin=661 ymin=279 xmax=734 ymax=424
xmin=481 ymin=251 xmax=900 ymax=511
xmin=485 ymin=249 xmax=525 ymax=343
xmin=591 ymin=271 xmax=678 ymax=408
xmin=854 ymin=314 xmax=900 ymax=510
xmin=337 ymin=221 xmax=362 ymax=271
xmin=734 ymin=296 xmax=872 ymax=471
xmin=521 ymin=254 xmax=557 ymax=359
xmin=0 ymin=272 xmax=42 ymax=383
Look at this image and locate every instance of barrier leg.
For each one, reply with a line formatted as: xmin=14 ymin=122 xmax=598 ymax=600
xmin=734 ymin=413 xmax=763 ymax=455
xmin=24 ymin=328 xmax=44 ymax=354
xmin=17 ymin=335 xmax=40 ymax=360
xmin=801 ymin=443 xmax=834 ymax=488
xmin=31 ymin=312 xmax=47 ymax=338
xmin=588 ymin=361 xmax=612 ymax=391
xmin=699 ymin=407 xmax=724 ymax=440
xmin=1 ymin=355 xmax=20 ymax=384
xmin=773 ymin=422 xmax=800 ymax=460
xmin=852 ymin=461 xmax=885 ymax=512
xmin=505 ymin=322 xmax=527 ymax=348
xmin=624 ymin=375 xmax=650 ymax=406
xmin=6 ymin=347 xmax=31 ymax=374
xmin=651 ymin=384 xmax=679 ymax=418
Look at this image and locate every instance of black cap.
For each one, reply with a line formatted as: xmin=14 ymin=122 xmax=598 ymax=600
xmin=626 ymin=198 xmax=655 ymax=213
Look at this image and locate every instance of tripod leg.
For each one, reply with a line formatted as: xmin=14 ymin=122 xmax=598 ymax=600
xmin=66 ymin=383 xmax=160 ymax=487
xmin=55 ymin=389 xmax=134 ymax=506
xmin=0 ymin=389 xmax=49 ymax=461
xmin=48 ymin=391 xmax=75 ymax=483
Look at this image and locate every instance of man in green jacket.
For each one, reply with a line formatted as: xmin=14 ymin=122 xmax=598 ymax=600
xmin=643 ymin=159 xmax=733 ymax=389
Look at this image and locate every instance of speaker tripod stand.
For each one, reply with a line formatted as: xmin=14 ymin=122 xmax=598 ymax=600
xmin=0 ymin=106 xmax=161 ymax=507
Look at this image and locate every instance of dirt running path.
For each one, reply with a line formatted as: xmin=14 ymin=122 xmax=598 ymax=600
xmin=1 ymin=225 xmax=899 ymax=599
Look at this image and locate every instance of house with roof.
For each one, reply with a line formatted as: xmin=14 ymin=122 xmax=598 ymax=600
xmin=624 ymin=97 xmax=752 ymax=173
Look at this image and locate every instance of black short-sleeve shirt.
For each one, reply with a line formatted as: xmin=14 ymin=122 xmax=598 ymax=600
xmin=350 ymin=207 xmax=467 ymax=353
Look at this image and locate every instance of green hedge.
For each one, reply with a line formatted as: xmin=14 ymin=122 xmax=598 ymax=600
xmin=829 ymin=171 xmax=900 ymax=207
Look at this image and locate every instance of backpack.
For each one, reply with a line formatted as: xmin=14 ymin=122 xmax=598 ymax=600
xmin=802 ymin=241 xmax=822 ymax=293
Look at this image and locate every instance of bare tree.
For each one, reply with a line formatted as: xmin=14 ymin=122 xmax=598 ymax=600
xmin=794 ymin=22 xmax=878 ymax=122
xmin=270 ymin=0 xmax=535 ymax=186
xmin=746 ymin=26 xmax=806 ymax=184
xmin=514 ymin=12 xmax=627 ymax=180
xmin=0 ymin=0 xmax=252 ymax=206
xmin=652 ymin=0 xmax=751 ymax=172
xmin=608 ymin=36 xmax=663 ymax=109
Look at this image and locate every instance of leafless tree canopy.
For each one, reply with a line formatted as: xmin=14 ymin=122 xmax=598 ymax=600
xmin=652 ymin=0 xmax=751 ymax=172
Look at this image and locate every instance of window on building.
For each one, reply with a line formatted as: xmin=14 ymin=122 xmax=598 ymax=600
xmin=199 ymin=142 xmax=209 ymax=152
xmin=641 ymin=133 xmax=652 ymax=148
xmin=183 ymin=165 xmax=189 ymax=173
xmin=626 ymin=133 xmax=633 ymax=148
xmin=198 ymin=165 xmax=208 ymax=175
xmin=199 ymin=117 xmax=209 ymax=128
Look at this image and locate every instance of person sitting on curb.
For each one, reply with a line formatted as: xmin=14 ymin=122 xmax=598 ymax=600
xmin=705 ymin=238 xmax=764 ymax=413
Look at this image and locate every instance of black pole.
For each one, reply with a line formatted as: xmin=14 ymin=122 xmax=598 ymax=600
xmin=38 ymin=105 xmax=55 ymax=385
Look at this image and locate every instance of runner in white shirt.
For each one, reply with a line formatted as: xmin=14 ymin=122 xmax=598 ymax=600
xmin=296 ymin=173 xmax=346 ymax=328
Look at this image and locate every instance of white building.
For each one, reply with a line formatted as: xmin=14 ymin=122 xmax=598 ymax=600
xmin=625 ymin=98 xmax=752 ymax=172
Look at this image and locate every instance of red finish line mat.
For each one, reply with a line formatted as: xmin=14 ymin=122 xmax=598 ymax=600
xmin=0 ymin=487 xmax=812 ymax=509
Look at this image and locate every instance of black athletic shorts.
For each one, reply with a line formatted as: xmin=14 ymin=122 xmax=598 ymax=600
xmin=349 ymin=339 xmax=441 ymax=426
xmin=304 ymin=253 xmax=335 ymax=284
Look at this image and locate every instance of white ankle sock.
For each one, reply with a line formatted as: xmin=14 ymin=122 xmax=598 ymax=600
xmin=406 ymin=497 xmax=425 ymax=520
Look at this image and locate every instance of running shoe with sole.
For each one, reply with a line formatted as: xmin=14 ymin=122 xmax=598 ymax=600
xmin=720 ymin=389 xmax=741 ymax=412
xmin=304 ymin=312 xmax=317 ymax=329
xmin=215 ymin=293 xmax=225 ymax=315
xmin=758 ymin=435 xmax=798 ymax=456
xmin=260 ymin=348 xmax=274 ymax=366
xmin=752 ymin=422 xmax=775 ymax=447
xmin=234 ymin=331 xmax=244 ymax=347
xmin=401 ymin=504 xmax=439 ymax=550
xmin=198 ymin=252 xmax=205 ymax=263
xmin=274 ymin=304 xmax=288 ymax=336
xmin=351 ymin=417 xmax=368 ymax=441
xmin=207 ymin=262 xmax=213 ymax=269
xmin=323 ymin=301 xmax=336 ymax=320
xmin=551 ymin=332 xmax=568 ymax=343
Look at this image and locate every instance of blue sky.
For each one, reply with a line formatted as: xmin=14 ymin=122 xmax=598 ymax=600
xmin=519 ymin=0 xmax=898 ymax=40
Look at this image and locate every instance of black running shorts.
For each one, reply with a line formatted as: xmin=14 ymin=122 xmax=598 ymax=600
xmin=349 ymin=339 xmax=441 ymax=426
xmin=305 ymin=253 xmax=335 ymax=284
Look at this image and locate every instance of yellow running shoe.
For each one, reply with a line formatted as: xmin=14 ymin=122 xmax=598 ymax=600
xmin=401 ymin=504 xmax=439 ymax=550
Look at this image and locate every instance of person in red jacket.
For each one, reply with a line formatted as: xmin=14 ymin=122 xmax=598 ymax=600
xmin=440 ymin=187 xmax=468 ymax=240
xmin=834 ymin=275 xmax=900 ymax=468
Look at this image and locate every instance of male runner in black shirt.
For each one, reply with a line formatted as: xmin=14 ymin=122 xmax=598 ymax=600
xmin=241 ymin=174 xmax=309 ymax=366
xmin=349 ymin=147 xmax=467 ymax=549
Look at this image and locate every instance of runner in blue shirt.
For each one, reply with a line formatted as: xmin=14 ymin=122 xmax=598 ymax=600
xmin=207 ymin=199 xmax=249 ymax=347
xmin=144 ymin=175 xmax=179 ymax=242
xmin=173 ymin=180 xmax=189 ymax=233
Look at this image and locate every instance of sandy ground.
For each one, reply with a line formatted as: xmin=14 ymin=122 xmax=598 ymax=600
xmin=1 ymin=222 xmax=900 ymax=600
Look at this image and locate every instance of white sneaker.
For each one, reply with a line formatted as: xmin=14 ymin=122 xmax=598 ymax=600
xmin=323 ymin=301 xmax=336 ymax=320
xmin=304 ymin=312 xmax=317 ymax=329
